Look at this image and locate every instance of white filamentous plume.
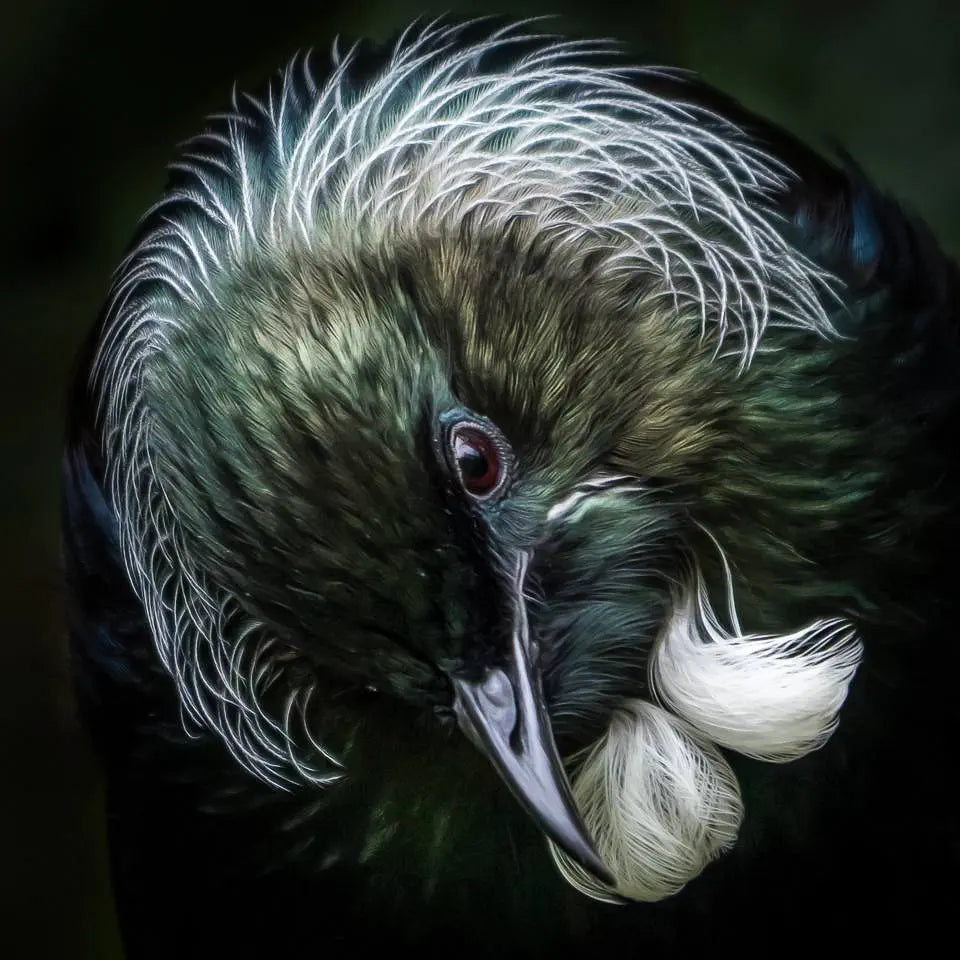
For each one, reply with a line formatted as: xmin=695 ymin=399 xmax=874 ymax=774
xmin=549 ymin=699 xmax=743 ymax=903
xmin=650 ymin=573 xmax=863 ymax=763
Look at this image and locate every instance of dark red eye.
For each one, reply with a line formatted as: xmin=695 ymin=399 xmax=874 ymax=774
xmin=451 ymin=425 xmax=504 ymax=497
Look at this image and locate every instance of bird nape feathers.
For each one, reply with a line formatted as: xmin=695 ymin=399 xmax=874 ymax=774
xmin=62 ymin=16 xmax=958 ymax=958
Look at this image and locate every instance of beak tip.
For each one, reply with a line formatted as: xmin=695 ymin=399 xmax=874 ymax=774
xmin=552 ymin=829 xmax=616 ymax=888
xmin=583 ymin=852 xmax=617 ymax=890
xmin=452 ymin=672 xmax=615 ymax=890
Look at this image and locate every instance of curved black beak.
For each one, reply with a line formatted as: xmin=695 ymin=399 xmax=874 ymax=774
xmin=450 ymin=558 xmax=613 ymax=887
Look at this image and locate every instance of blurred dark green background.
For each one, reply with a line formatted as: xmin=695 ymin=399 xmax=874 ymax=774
xmin=1 ymin=1 xmax=957 ymax=956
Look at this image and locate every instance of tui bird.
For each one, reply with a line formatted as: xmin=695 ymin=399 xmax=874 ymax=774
xmin=62 ymin=17 xmax=959 ymax=957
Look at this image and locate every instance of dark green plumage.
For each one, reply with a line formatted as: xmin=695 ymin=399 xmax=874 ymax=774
xmin=62 ymin=18 xmax=959 ymax=957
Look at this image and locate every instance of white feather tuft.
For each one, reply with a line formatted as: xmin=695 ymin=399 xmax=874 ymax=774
xmin=650 ymin=573 xmax=863 ymax=762
xmin=549 ymin=699 xmax=743 ymax=903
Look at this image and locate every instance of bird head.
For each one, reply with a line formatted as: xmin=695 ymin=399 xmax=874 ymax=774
xmin=141 ymin=231 xmax=701 ymax=887
xmin=89 ymin=18 xmax=953 ymax=905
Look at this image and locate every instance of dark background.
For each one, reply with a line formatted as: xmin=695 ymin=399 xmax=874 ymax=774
xmin=1 ymin=1 xmax=957 ymax=956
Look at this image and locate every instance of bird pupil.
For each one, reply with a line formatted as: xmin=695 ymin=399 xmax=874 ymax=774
xmin=461 ymin=449 xmax=488 ymax=478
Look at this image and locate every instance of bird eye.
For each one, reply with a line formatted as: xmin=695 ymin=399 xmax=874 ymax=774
xmin=446 ymin=421 xmax=509 ymax=499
